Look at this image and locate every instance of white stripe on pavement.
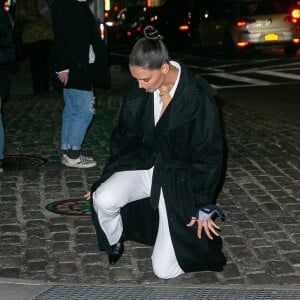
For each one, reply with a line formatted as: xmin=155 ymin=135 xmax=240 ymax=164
xmin=209 ymin=72 xmax=272 ymax=85
xmin=255 ymin=70 xmax=300 ymax=80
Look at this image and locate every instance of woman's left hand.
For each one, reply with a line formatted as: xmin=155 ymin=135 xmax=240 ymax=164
xmin=186 ymin=217 xmax=220 ymax=240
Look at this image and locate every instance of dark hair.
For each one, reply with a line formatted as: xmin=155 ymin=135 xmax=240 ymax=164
xmin=129 ymin=25 xmax=169 ymax=70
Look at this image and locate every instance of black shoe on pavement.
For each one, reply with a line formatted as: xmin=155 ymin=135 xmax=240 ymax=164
xmin=108 ymin=240 xmax=124 ymax=265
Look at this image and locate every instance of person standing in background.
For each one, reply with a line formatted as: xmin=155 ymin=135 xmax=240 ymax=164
xmin=51 ymin=0 xmax=102 ymax=168
xmin=0 ymin=0 xmax=15 ymax=172
xmin=15 ymin=0 xmax=53 ymax=96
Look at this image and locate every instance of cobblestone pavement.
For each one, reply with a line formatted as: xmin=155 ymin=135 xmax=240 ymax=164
xmin=0 ymin=69 xmax=299 ymax=288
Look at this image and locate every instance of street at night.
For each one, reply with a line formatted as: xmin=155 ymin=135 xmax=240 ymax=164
xmin=0 ymin=46 xmax=299 ymax=299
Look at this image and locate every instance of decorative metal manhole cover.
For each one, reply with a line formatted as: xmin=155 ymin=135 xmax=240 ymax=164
xmin=46 ymin=199 xmax=91 ymax=216
xmin=3 ymin=155 xmax=46 ymax=171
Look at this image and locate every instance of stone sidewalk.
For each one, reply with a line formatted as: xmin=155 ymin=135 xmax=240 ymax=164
xmin=0 ymin=63 xmax=299 ymax=292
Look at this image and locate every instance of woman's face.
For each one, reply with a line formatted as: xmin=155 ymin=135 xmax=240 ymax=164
xmin=129 ymin=64 xmax=167 ymax=93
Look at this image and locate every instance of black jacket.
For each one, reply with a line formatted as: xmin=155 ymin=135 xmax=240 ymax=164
xmin=91 ymin=62 xmax=227 ymax=272
xmin=51 ymin=0 xmax=106 ymax=90
xmin=0 ymin=7 xmax=14 ymax=63
xmin=0 ymin=5 xmax=15 ymax=98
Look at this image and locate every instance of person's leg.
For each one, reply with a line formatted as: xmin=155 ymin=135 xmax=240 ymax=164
xmin=0 ymin=70 xmax=8 ymax=102
xmin=0 ymin=96 xmax=4 ymax=168
xmin=60 ymin=88 xmax=96 ymax=167
xmin=27 ymin=41 xmax=41 ymax=95
xmin=151 ymin=191 xmax=184 ymax=279
xmin=39 ymin=39 xmax=52 ymax=94
xmin=61 ymin=88 xmax=72 ymax=152
xmin=93 ymin=169 xmax=152 ymax=246
xmin=65 ymin=88 xmax=94 ymax=151
xmin=0 ymin=69 xmax=9 ymax=172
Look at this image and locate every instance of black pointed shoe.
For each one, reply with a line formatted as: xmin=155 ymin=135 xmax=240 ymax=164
xmin=108 ymin=240 xmax=124 ymax=265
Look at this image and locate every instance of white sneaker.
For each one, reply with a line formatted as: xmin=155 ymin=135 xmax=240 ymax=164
xmin=80 ymin=155 xmax=96 ymax=162
xmin=61 ymin=154 xmax=97 ymax=169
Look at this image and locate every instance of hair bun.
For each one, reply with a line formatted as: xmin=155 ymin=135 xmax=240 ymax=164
xmin=143 ymin=25 xmax=163 ymax=41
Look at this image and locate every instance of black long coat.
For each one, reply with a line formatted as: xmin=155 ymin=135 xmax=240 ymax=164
xmin=0 ymin=6 xmax=15 ymax=98
xmin=91 ymin=62 xmax=227 ymax=272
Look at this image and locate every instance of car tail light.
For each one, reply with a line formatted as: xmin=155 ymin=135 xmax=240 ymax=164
xmin=293 ymin=38 xmax=300 ymax=43
xmin=236 ymin=19 xmax=255 ymax=28
xmin=291 ymin=8 xmax=300 ymax=19
xmin=236 ymin=41 xmax=249 ymax=48
xmin=178 ymin=24 xmax=190 ymax=32
xmin=285 ymin=8 xmax=300 ymax=23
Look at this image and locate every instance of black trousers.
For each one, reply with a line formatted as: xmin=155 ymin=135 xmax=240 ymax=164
xmin=26 ymin=39 xmax=52 ymax=95
xmin=0 ymin=70 xmax=9 ymax=99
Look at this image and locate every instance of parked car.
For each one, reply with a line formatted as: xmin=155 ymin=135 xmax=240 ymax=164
xmin=193 ymin=0 xmax=300 ymax=56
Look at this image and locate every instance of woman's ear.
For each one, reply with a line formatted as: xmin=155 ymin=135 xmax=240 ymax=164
xmin=161 ymin=63 xmax=169 ymax=75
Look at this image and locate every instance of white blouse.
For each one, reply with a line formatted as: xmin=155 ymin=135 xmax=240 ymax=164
xmin=153 ymin=61 xmax=181 ymax=125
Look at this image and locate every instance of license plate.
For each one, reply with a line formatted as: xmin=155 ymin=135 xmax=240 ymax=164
xmin=264 ymin=33 xmax=278 ymax=41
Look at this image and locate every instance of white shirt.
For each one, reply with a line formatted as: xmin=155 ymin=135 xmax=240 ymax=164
xmin=153 ymin=61 xmax=181 ymax=125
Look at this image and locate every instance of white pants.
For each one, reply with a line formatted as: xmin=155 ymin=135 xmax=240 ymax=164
xmin=93 ymin=168 xmax=184 ymax=279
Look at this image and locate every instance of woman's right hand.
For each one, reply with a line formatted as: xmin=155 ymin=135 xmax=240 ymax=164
xmin=186 ymin=217 xmax=220 ymax=240
xmin=84 ymin=192 xmax=91 ymax=200
xmin=57 ymin=71 xmax=69 ymax=86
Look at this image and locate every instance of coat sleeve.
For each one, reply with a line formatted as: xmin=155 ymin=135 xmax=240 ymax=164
xmin=91 ymin=90 xmax=139 ymax=188
xmin=0 ymin=9 xmax=14 ymax=49
xmin=189 ymin=89 xmax=223 ymax=208
xmin=108 ymin=92 xmax=141 ymax=162
xmin=0 ymin=8 xmax=15 ymax=98
xmin=51 ymin=1 xmax=71 ymax=71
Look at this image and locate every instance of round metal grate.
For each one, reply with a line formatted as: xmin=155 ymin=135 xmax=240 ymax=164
xmin=45 ymin=199 xmax=91 ymax=216
xmin=2 ymin=155 xmax=46 ymax=171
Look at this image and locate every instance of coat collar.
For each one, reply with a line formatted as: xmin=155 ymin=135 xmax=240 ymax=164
xmin=155 ymin=62 xmax=196 ymax=130
xmin=124 ymin=61 xmax=217 ymax=131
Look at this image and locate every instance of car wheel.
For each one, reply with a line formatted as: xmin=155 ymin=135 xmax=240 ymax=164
xmin=284 ymin=45 xmax=298 ymax=57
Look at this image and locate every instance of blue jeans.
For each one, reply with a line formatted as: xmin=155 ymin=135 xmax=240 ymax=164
xmin=0 ymin=96 xmax=4 ymax=160
xmin=61 ymin=88 xmax=95 ymax=151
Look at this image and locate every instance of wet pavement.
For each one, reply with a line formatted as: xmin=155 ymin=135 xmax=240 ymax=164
xmin=0 ymin=59 xmax=299 ymax=299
